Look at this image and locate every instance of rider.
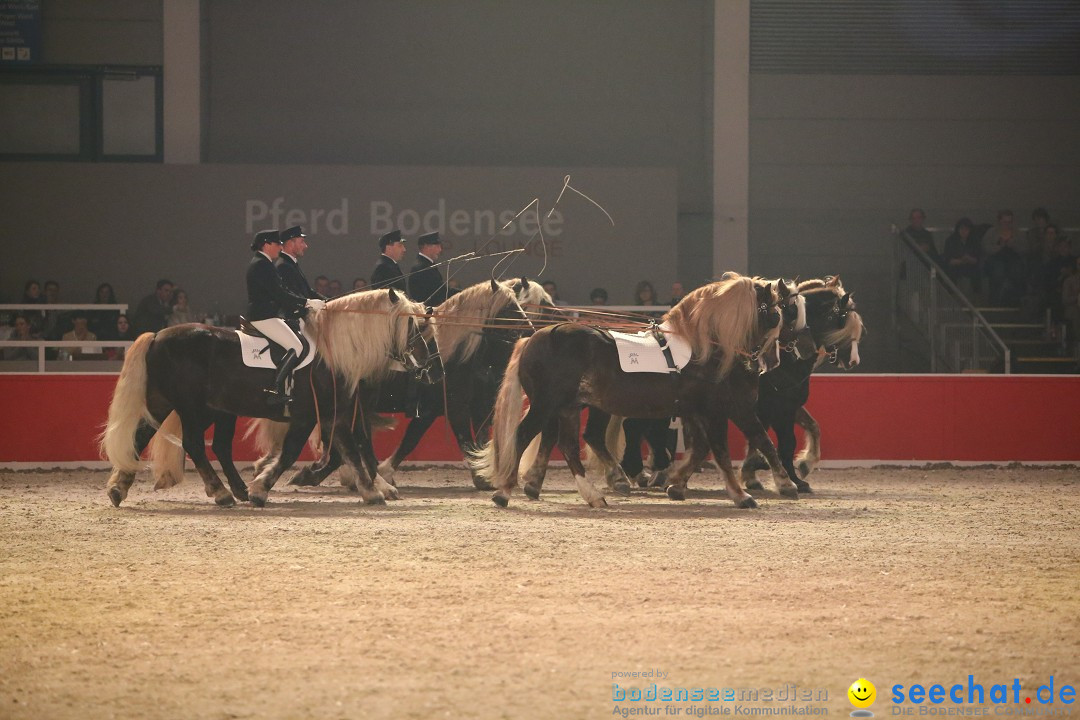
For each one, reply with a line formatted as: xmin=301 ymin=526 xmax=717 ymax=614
xmin=246 ymin=229 xmax=325 ymax=405
xmin=277 ymin=226 xmax=326 ymax=301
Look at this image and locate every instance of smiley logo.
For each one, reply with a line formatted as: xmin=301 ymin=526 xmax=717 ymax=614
xmin=848 ymin=678 xmax=876 ymax=711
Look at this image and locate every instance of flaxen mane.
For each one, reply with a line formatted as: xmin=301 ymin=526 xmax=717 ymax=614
xmin=431 ymin=281 xmax=519 ymax=365
xmin=662 ymin=274 xmax=770 ymax=377
xmin=312 ymin=289 xmax=428 ymax=392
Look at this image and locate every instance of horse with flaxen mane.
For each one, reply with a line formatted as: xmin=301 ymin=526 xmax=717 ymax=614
xmin=241 ymin=277 xmax=555 ymax=491
xmin=100 ymin=288 xmax=435 ymax=508
xmin=741 ymin=276 xmax=865 ymax=493
xmin=469 ymin=273 xmax=802 ymax=509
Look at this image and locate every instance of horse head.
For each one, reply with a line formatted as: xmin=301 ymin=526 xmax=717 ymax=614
xmin=794 ymin=278 xmax=864 ymax=370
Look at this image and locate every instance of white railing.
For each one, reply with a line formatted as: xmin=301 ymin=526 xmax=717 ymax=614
xmin=0 ymin=303 xmax=129 ymax=312
xmin=0 ymin=340 xmax=134 ymax=373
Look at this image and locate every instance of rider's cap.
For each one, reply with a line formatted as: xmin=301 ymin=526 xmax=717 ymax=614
xmin=417 ymin=231 xmax=441 ymax=247
xmin=251 ymin=229 xmax=281 ymax=251
xmin=379 ymin=229 xmax=405 ymax=250
xmin=280 ymin=226 xmax=306 ymax=242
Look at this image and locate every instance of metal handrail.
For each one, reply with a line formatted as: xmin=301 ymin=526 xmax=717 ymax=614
xmin=892 ymin=229 xmax=1011 ymax=373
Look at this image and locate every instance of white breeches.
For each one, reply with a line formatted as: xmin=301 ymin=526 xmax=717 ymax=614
xmin=251 ymin=318 xmax=305 ymax=358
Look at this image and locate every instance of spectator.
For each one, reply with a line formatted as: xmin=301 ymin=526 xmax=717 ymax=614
xmin=21 ymin=280 xmax=45 ymax=336
xmin=1026 ymin=207 xmax=1052 ymax=262
xmin=132 ymin=279 xmax=174 ymax=334
xmin=167 ymin=288 xmax=194 ymax=326
xmin=104 ymin=314 xmax=135 ymax=360
xmin=541 ymin=280 xmax=567 ymax=306
xmin=328 ymin=279 xmax=343 ymax=297
xmin=902 ymin=208 xmax=941 ymax=264
xmin=670 ymin=282 xmax=686 ymax=306
xmin=982 ymin=210 xmax=1026 ymax=307
xmin=589 ymin=287 xmax=609 ymax=306
xmin=61 ymin=311 xmax=97 ymax=357
xmin=1061 ymin=257 xmax=1080 ymax=347
xmin=41 ymin=279 xmax=66 ymax=340
xmin=941 ymin=217 xmax=981 ymax=296
xmin=633 ymin=280 xmax=663 ymax=319
xmin=314 ymin=275 xmax=331 ymax=297
xmin=1043 ymin=230 xmax=1076 ymax=321
xmin=352 ymin=277 xmax=369 ymax=292
xmin=90 ymin=282 xmax=120 ymax=339
xmin=3 ymin=314 xmax=38 ymax=361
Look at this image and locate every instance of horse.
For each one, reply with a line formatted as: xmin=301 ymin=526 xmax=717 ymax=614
xmin=468 ymin=274 xmax=802 ymax=509
xmin=740 ymin=276 xmax=864 ymax=493
xmin=99 ymin=288 xmax=435 ymax=508
xmin=241 ymin=277 xmax=555 ymax=491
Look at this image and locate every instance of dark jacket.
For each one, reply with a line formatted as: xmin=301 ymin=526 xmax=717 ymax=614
xmin=277 ymin=253 xmax=325 ymax=302
xmin=133 ymin=293 xmax=172 ymax=335
xmin=371 ymin=254 xmax=407 ymax=292
xmin=246 ymin=253 xmax=309 ymax=321
xmin=407 ymin=254 xmax=448 ymax=305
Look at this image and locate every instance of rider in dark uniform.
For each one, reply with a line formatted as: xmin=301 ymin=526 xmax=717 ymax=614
xmin=276 ymin=226 xmax=326 ymax=301
xmin=370 ymin=230 xmax=408 ymax=292
xmin=407 ymin=231 xmax=450 ymax=306
xmin=246 ymin=229 xmax=325 ymax=405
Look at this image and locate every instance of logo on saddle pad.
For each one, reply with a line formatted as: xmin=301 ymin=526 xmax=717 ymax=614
xmin=610 ymin=322 xmax=692 ymax=374
xmin=236 ymin=321 xmax=318 ymax=372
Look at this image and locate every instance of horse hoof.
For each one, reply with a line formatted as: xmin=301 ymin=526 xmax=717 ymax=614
xmin=107 ymin=487 xmax=124 ymax=508
xmin=288 ymin=469 xmax=319 ymax=486
xmin=649 ymin=471 xmax=668 ymax=488
xmin=249 ymin=493 xmax=267 ymax=508
xmin=492 ymin=493 xmax=509 ymax=508
xmin=738 ymin=496 xmax=759 ymax=509
xmin=613 ymin=481 xmax=631 ymax=497
xmin=591 ymin=497 xmax=609 ymax=509
xmin=232 ymin=487 xmax=249 ymax=502
xmin=744 ymin=478 xmax=764 ymax=491
xmin=666 ymin=485 xmax=686 ymax=501
xmin=795 ymin=481 xmax=813 ymax=494
xmin=797 ymin=461 xmax=812 ymax=477
xmin=362 ymin=494 xmax=387 ymax=506
xmin=633 ymin=472 xmax=650 ymax=488
xmin=215 ymin=494 xmax=236 ymax=507
xmin=523 ymin=483 xmax=540 ymax=501
xmin=473 ymin=477 xmax=494 ymax=491
xmin=780 ymin=485 xmax=800 ymax=500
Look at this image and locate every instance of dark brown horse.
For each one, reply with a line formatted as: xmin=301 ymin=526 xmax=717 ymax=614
xmin=469 ymin=274 xmax=801 ymax=509
xmin=100 ymin=289 xmax=435 ymax=508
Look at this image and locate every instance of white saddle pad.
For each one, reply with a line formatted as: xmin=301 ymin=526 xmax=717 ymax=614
xmin=237 ymin=319 xmax=318 ymax=371
xmin=610 ymin=322 xmax=692 ymax=374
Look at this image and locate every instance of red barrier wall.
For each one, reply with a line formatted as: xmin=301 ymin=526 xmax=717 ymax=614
xmin=1 ymin=374 xmax=1078 ymax=464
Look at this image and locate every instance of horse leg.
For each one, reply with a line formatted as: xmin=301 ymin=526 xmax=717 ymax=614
xmin=445 ymin=396 xmax=490 ymax=490
xmin=704 ymin=415 xmax=758 ymax=509
xmin=490 ymin=403 xmax=550 ymax=507
xmin=558 ymin=410 xmax=607 ymax=508
xmin=178 ymin=410 xmax=235 ymax=507
xmin=729 ymin=410 xmax=799 ymax=500
xmin=794 ymin=406 xmax=821 ymax=479
xmin=521 ymin=418 xmax=558 ymax=500
xmin=289 ymin=446 xmax=343 ymax=487
xmin=775 ymin=409 xmax=810 ymax=493
xmin=661 ymin=416 xmax=711 ymax=501
xmin=582 ymin=409 xmax=631 ymax=497
xmin=333 ymin=425 xmax=387 ymax=506
xmin=740 ymin=446 xmax=769 ymax=491
xmin=248 ymin=421 xmax=314 ymax=507
xmin=620 ymin=418 xmax=649 ymax=488
xmin=353 ymin=404 xmax=398 ymax=501
xmin=376 ymin=414 xmax=437 ymax=488
xmin=106 ymin=419 xmax=162 ymax=507
xmin=642 ymin=418 xmax=673 ymax=489
xmin=210 ymin=412 xmax=249 ymax=502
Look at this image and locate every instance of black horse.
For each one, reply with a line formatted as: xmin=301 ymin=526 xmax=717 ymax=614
xmin=102 ymin=289 xmax=436 ymax=508
xmin=246 ymin=278 xmax=556 ymax=490
xmin=470 ymin=275 xmax=804 ymax=509
xmin=741 ymin=277 xmax=864 ymax=493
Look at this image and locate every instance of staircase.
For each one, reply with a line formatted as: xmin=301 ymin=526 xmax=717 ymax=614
xmin=977 ymin=307 xmax=1078 ymax=374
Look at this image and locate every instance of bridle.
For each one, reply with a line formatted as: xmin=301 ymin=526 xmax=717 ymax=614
xmin=391 ymin=315 xmax=441 ymax=382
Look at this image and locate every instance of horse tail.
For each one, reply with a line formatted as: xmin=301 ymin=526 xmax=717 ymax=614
xmin=518 ymin=433 xmax=542 ymax=476
xmin=99 ymin=332 xmax=157 ymax=473
xmin=149 ymin=411 xmax=186 ymax=489
xmin=469 ymin=337 xmax=529 ymax=488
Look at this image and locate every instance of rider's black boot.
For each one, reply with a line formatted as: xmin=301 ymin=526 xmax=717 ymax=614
xmin=264 ymin=349 xmax=298 ymax=406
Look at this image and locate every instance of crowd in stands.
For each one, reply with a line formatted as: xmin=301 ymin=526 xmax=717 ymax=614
xmin=901 ymin=206 xmax=1079 ymax=343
